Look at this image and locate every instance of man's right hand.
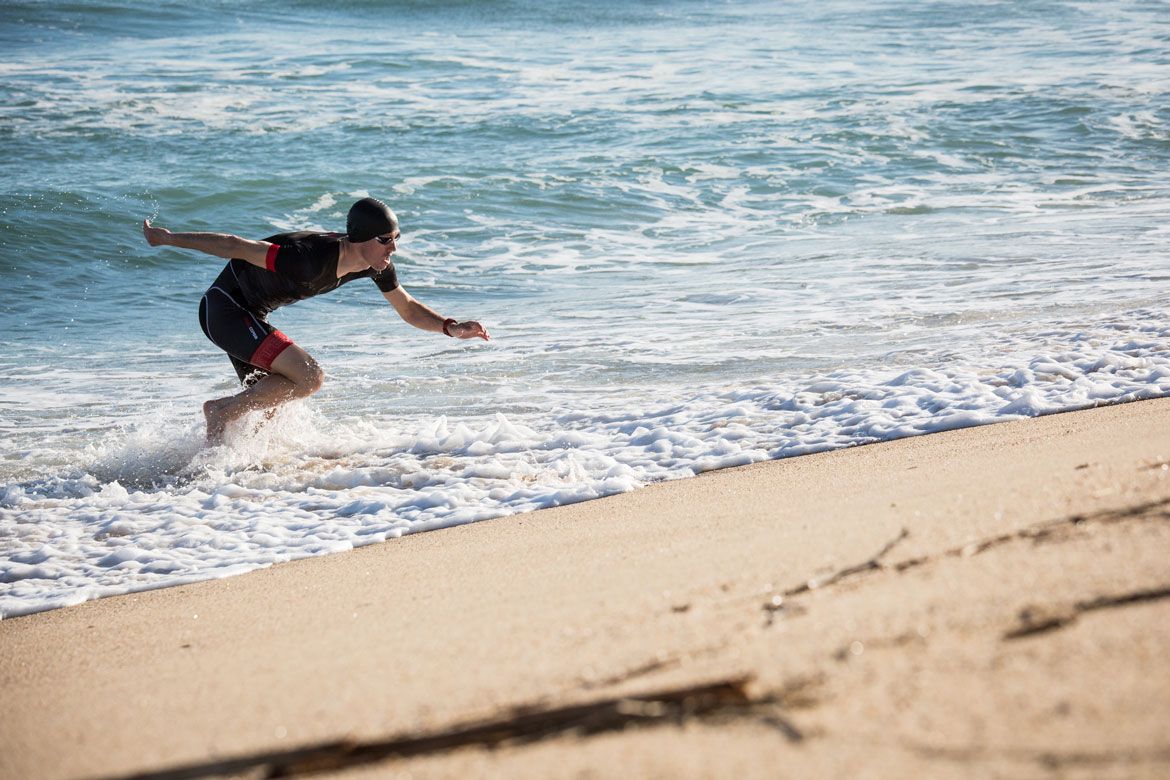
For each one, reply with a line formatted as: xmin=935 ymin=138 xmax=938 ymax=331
xmin=451 ymin=321 xmax=491 ymax=341
xmin=143 ymin=219 xmax=172 ymax=247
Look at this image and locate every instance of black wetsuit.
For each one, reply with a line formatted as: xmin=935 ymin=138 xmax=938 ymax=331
xmin=198 ymin=231 xmax=399 ymax=383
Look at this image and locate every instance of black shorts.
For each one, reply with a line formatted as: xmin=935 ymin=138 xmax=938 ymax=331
xmin=198 ymin=266 xmax=294 ymax=385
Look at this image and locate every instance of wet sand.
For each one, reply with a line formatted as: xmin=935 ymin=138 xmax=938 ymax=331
xmin=2 ymin=398 xmax=1169 ymax=780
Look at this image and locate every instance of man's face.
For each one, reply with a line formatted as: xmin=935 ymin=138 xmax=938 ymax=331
xmin=363 ymin=230 xmax=399 ymax=270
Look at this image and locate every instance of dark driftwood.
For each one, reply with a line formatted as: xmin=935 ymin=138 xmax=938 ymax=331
xmin=1004 ymin=584 xmax=1170 ymax=640
xmin=783 ymin=527 xmax=910 ymax=596
xmin=102 ymin=676 xmax=794 ymax=780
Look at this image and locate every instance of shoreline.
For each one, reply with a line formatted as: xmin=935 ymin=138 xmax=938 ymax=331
xmin=5 ymin=395 xmax=1166 ymax=624
xmin=3 ymin=397 xmax=1169 ymax=779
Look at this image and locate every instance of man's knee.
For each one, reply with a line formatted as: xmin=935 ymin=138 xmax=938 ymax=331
xmin=270 ymin=347 xmax=324 ymax=396
xmin=289 ymin=357 xmax=324 ymax=395
xmin=302 ymin=361 xmax=325 ymax=395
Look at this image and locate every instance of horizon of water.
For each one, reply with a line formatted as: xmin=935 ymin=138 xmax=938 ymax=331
xmin=2 ymin=0 xmax=1169 ymax=618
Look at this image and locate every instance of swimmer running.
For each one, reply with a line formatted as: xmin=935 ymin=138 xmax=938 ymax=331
xmin=142 ymin=197 xmax=490 ymax=445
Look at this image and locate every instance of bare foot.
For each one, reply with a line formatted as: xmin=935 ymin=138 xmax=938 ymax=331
xmin=203 ymin=398 xmax=231 ymax=446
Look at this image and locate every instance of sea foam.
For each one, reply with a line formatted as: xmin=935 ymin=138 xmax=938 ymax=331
xmin=2 ymin=316 xmax=1168 ymax=619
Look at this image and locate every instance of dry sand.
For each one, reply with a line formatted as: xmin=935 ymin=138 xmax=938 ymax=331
xmin=2 ymin=398 xmax=1169 ymax=780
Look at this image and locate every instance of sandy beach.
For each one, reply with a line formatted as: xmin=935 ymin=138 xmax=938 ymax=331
xmin=4 ymin=2 xmax=1168 ymax=778
xmin=3 ymin=397 xmax=1169 ymax=780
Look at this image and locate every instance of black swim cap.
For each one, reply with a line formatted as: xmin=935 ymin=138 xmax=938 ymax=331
xmin=346 ymin=197 xmax=399 ymax=243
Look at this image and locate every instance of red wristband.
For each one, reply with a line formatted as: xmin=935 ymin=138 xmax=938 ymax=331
xmin=442 ymin=318 xmax=457 ymax=337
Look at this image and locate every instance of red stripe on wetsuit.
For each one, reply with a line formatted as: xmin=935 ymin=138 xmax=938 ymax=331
xmin=246 ymin=244 xmax=292 ymax=368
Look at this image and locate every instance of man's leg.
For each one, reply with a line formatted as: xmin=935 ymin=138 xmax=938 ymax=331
xmin=203 ymin=345 xmax=324 ymax=445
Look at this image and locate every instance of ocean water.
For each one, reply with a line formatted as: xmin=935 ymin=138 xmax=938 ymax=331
xmin=2 ymin=0 xmax=1168 ymax=618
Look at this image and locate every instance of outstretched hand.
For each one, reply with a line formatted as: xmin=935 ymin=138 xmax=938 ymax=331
xmin=452 ymin=321 xmax=491 ymax=341
xmin=142 ymin=219 xmax=172 ymax=247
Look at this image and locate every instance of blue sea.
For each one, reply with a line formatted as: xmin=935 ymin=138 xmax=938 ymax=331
xmin=2 ymin=0 xmax=1168 ymax=618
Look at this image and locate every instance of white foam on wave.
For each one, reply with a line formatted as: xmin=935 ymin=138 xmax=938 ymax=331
xmin=2 ymin=315 xmax=1168 ymax=619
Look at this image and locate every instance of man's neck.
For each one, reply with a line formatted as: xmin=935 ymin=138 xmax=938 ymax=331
xmin=337 ymin=239 xmax=364 ymax=276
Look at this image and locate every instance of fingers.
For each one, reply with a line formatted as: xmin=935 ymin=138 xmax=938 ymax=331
xmin=457 ymin=322 xmax=491 ymax=341
xmin=143 ymin=219 xmax=171 ymax=247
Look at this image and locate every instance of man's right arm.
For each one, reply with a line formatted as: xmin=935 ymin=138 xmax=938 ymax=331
xmin=142 ymin=219 xmax=274 ymax=268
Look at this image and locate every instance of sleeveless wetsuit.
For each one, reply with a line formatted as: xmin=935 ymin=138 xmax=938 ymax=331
xmin=198 ymin=231 xmax=399 ymax=384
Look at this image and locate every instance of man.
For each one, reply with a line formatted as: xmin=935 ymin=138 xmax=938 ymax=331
xmin=142 ymin=197 xmax=490 ymax=444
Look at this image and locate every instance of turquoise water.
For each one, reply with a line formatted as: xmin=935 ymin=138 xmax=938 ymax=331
xmin=1 ymin=0 xmax=1169 ymax=617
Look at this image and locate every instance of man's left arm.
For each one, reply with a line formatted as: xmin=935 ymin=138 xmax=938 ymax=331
xmin=383 ymin=287 xmax=491 ymax=341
